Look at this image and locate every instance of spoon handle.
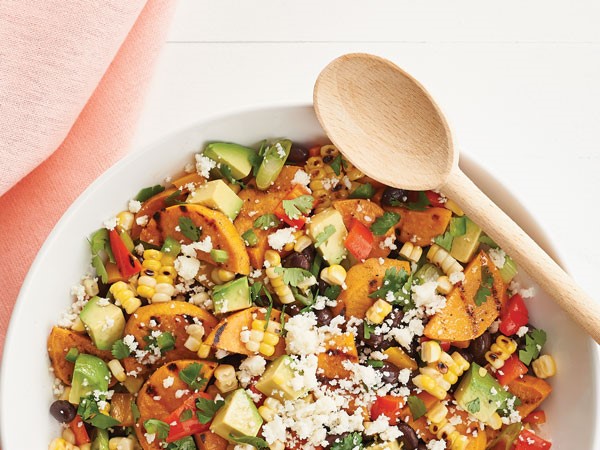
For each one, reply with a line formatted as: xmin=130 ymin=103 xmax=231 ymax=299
xmin=443 ymin=167 xmax=600 ymax=344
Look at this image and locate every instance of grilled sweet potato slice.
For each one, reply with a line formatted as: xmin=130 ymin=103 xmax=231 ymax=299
xmin=508 ymin=375 xmax=552 ymax=418
xmin=136 ymin=359 xmax=217 ymax=450
xmin=140 ymin=204 xmax=250 ymax=275
xmin=424 ymin=251 xmax=507 ymax=341
xmin=203 ymin=306 xmax=286 ymax=360
xmin=109 ymin=393 xmax=135 ymax=427
xmin=317 ymin=333 xmax=358 ymax=379
xmin=332 ymin=199 xmax=395 ymax=258
xmin=122 ymin=303 xmax=217 ymax=377
xmin=333 ymin=258 xmax=411 ymax=319
xmin=47 ymin=327 xmax=113 ymax=385
xmin=131 ymin=188 xmax=184 ymax=239
xmin=194 ymin=431 xmax=228 ymax=450
xmin=384 ymin=206 xmax=452 ymax=246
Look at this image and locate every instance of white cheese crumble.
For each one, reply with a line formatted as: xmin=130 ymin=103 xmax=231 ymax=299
xmin=285 ymin=313 xmax=321 ymax=355
xmin=291 ymin=169 xmax=311 ymax=187
xmin=488 ymin=248 xmax=506 ymax=269
xmin=237 ymin=355 xmax=267 ymax=387
xmin=128 ymin=199 xmax=142 ymax=214
xmin=449 ymin=271 xmax=465 ymax=285
xmin=364 ymin=415 xmax=403 ymax=441
xmin=516 ymin=326 xmax=529 ymax=337
xmin=268 ymin=227 xmax=297 ymax=251
xmin=163 ymin=376 xmax=174 ymax=388
xmin=174 ymin=256 xmax=201 ymax=280
xmin=195 ymin=154 xmax=217 ymax=178
xmin=136 ymin=215 xmax=149 ymax=227
xmin=427 ymin=439 xmax=447 ymax=449
xmin=103 ymin=216 xmax=118 ymax=230
xmin=379 ymin=235 xmax=397 ymax=250
xmin=412 ymin=281 xmax=447 ymax=315
xmin=181 ymin=236 xmax=212 ymax=256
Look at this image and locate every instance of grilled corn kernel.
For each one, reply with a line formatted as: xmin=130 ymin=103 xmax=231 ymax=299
xmin=186 ymin=323 xmax=205 ymax=340
xmin=142 ymin=259 xmax=162 ymax=272
xmin=143 ymin=249 xmax=162 ymax=260
xmin=444 ymin=199 xmax=464 ymax=216
xmin=320 ymin=264 xmax=347 ymax=286
xmin=117 ymin=211 xmax=135 ymax=232
xmin=190 ymin=291 xmax=210 ymax=306
xmin=264 ymin=250 xmax=281 ymax=267
xmin=197 ymin=343 xmax=211 ymax=359
xmin=421 ymin=340 xmax=443 ymax=363
xmin=436 ymin=276 xmax=453 ymax=295
xmin=412 ymin=374 xmax=446 ymax=400
xmin=108 ymin=359 xmax=127 ymax=382
xmin=214 ymin=364 xmax=238 ymax=393
xmin=486 ymin=412 xmax=503 ymax=430
xmin=427 ymin=244 xmax=463 ymax=275
xmin=259 ymin=343 xmax=276 ymax=357
xmin=217 ymin=269 xmax=235 ymax=283
xmin=532 ymin=354 xmax=556 ymax=379
xmin=49 ymin=438 xmax=78 ymax=450
xmin=136 ymin=285 xmax=154 ymax=299
xmin=159 ymin=265 xmax=177 ymax=279
xmin=184 ymin=335 xmax=202 ymax=352
xmin=306 ymin=156 xmax=324 ymax=171
xmin=427 ymin=401 xmax=449 ymax=424
xmin=485 ymin=335 xmax=517 ymax=369
xmin=294 ymin=235 xmax=312 ymax=253
xmin=365 ymin=299 xmax=393 ymax=324
xmin=399 ymin=242 xmax=423 ymax=263
xmin=265 ymin=264 xmax=295 ymax=304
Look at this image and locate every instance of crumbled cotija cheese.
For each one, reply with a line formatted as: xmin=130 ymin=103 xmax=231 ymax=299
xmin=174 ymin=256 xmax=200 ymax=280
xmin=291 ymin=169 xmax=311 ymax=187
xmin=488 ymin=248 xmax=506 ymax=269
xmin=128 ymin=199 xmax=142 ymax=213
xmin=195 ymin=154 xmax=217 ymax=178
xmin=268 ymin=228 xmax=296 ymax=251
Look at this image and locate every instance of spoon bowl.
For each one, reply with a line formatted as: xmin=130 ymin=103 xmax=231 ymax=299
xmin=314 ymin=53 xmax=600 ymax=343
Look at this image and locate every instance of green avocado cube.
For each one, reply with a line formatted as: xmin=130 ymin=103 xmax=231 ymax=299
xmin=255 ymin=355 xmax=307 ymax=401
xmin=450 ymin=217 xmax=482 ymax=263
xmin=307 ymin=208 xmax=348 ymax=265
xmin=79 ymin=296 xmax=125 ymax=351
xmin=187 ymin=179 xmax=243 ymax=220
xmin=68 ymin=354 xmax=110 ymax=404
xmin=203 ymin=142 xmax=255 ymax=180
xmin=210 ymin=389 xmax=263 ymax=442
xmin=212 ymin=277 xmax=251 ymax=314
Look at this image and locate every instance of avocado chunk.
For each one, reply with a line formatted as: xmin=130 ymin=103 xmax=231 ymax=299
xmin=307 ymin=208 xmax=348 ymax=265
xmin=91 ymin=429 xmax=109 ymax=450
xmin=210 ymin=389 xmax=263 ymax=442
xmin=413 ymin=263 xmax=442 ymax=284
xmin=255 ymin=139 xmax=291 ymax=190
xmin=450 ymin=217 xmax=482 ymax=263
xmin=204 ymin=142 xmax=255 ymax=180
xmin=212 ymin=277 xmax=251 ymax=314
xmin=79 ymin=296 xmax=125 ymax=351
xmin=255 ymin=355 xmax=307 ymax=400
xmin=187 ymin=179 xmax=243 ymax=220
xmin=68 ymin=354 xmax=110 ymax=404
xmin=454 ymin=363 xmax=513 ymax=423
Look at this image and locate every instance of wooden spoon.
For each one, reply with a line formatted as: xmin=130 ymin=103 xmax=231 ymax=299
xmin=314 ymin=53 xmax=600 ymax=343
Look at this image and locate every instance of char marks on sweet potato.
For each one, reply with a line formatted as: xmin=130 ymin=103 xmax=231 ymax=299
xmin=384 ymin=206 xmax=452 ymax=247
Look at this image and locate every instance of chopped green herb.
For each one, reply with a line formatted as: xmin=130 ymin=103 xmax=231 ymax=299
xmin=407 ymin=395 xmax=427 ymax=420
xmin=273 ymin=267 xmax=314 ymax=287
xmin=144 ymin=419 xmax=170 ymax=440
xmin=178 ymin=216 xmax=201 ymax=241
xmin=77 ymin=395 xmax=121 ymax=429
xmin=131 ymin=401 xmax=140 ymax=423
xmin=519 ymin=329 xmax=547 ymax=365
xmin=434 ymin=231 xmax=454 ymax=251
xmin=179 ymin=362 xmax=207 ymax=391
xmin=250 ymin=140 xmax=267 ymax=177
xmin=166 ymin=436 xmax=196 ymax=450
xmin=263 ymin=286 xmax=274 ymax=331
xmin=280 ymin=305 xmax=287 ymax=336
xmin=253 ymin=214 xmax=281 ymax=230
xmin=310 ymin=252 xmax=323 ymax=278
xmin=474 ymin=266 xmax=494 ymax=306
xmin=314 ymin=224 xmax=336 ymax=248
xmin=369 ymin=267 xmax=410 ymax=301
xmin=366 ymin=359 xmax=384 ymax=368
xmin=65 ymin=347 xmax=79 ymax=363
xmin=89 ymin=413 xmax=121 ymax=429
xmin=229 ymin=434 xmax=268 ymax=449
xmin=349 ymin=182 xmax=375 ymax=199
xmin=111 ymin=339 xmax=131 ymax=359
xmin=157 ymin=332 xmax=175 ymax=352
xmin=323 ymin=284 xmax=342 ymax=302
xmin=466 ymin=397 xmax=481 ymax=414
xmin=406 ymin=191 xmax=431 ymax=211
xmin=250 ymin=281 xmax=264 ymax=304
xmin=329 ymin=154 xmax=343 ymax=176
xmin=363 ymin=321 xmax=376 ymax=340
xmin=196 ymin=397 xmax=225 ymax=424
xmin=479 ymin=234 xmax=499 ymax=248
xmin=210 ymin=249 xmax=229 ymax=263
xmin=282 ymin=195 xmax=314 ymax=220
xmin=330 ymin=432 xmax=363 ymax=450
xmin=135 ymin=185 xmax=166 ymax=202
xmin=242 ymin=229 xmax=258 ymax=247
xmin=164 ymin=188 xmax=186 ymax=207
xmin=370 ymin=211 xmax=400 ymax=236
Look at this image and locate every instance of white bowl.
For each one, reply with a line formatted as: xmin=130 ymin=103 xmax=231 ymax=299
xmin=1 ymin=105 xmax=598 ymax=449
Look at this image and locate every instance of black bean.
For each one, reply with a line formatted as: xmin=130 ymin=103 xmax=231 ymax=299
xmin=381 ymin=362 xmax=400 ymax=384
xmin=285 ymin=304 xmax=302 ymax=317
xmin=381 ymin=187 xmax=408 ymax=207
xmin=315 ymin=308 xmax=334 ymax=327
xmin=417 ymin=443 xmax=428 ymax=450
xmin=282 ymin=252 xmax=311 ymax=271
xmin=469 ymin=331 xmax=492 ymax=366
xmin=356 ymin=322 xmax=384 ymax=349
xmin=397 ymin=422 xmax=419 ymax=450
xmin=287 ymin=144 xmax=309 ymax=164
xmin=457 ymin=349 xmax=474 ymax=365
xmin=49 ymin=400 xmax=76 ymax=423
xmin=386 ymin=308 xmax=404 ymax=328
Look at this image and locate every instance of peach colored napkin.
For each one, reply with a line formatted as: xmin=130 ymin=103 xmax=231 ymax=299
xmin=0 ymin=0 xmax=177 ymax=355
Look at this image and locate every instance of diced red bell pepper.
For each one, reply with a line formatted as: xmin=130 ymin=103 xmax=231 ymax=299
xmin=308 ymin=146 xmax=321 ymax=157
xmin=523 ymin=410 xmax=547 ymax=425
xmin=344 ymin=219 xmax=374 ymax=260
xmin=274 ymin=184 xmax=313 ymax=228
xmin=370 ymin=395 xmax=405 ymax=425
xmin=513 ymin=429 xmax=552 ymax=449
xmin=495 ymin=354 xmax=528 ymax=386
xmin=69 ymin=415 xmax=91 ymax=445
xmin=109 ymin=229 xmax=142 ymax=278
xmin=165 ymin=392 xmax=212 ymax=443
xmin=424 ymin=190 xmax=445 ymax=208
xmin=500 ymin=294 xmax=529 ymax=336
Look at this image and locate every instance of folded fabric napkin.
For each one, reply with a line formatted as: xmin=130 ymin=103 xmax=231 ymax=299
xmin=0 ymin=0 xmax=177 ymax=355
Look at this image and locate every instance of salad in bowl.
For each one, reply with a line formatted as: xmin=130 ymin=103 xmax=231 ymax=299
xmin=46 ymin=139 xmax=555 ymax=450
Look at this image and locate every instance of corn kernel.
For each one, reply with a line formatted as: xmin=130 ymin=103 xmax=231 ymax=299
xmin=365 ymin=299 xmax=393 ymax=324
xmin=136 ymin=285 xmax=155 ymax=299
xmin=264 ymin=250 xmax=281 ymax=267
xmin=532 ymin=354 xmax=556 ymax=379
xmin=427 ymin=401 xmax=449 ymax=423
xmin=294 ymin=235 xmax=312 ymax=253
xmin=217 ymin=269 xmax=235 ymax=283
xmin=245 ymin=341 xmax=260 ymax=353
xmin=143 ymin=249 xmax=163 ymax=260
xmin=320 ymin=264 xmax=347 ymax=286
xmin=252 ymin=320 xmax=267 ymax=331
xmin=197 ymin=343 xmax=211 ymax=359
xmin=413 ymin=374 xmax=446 ymax=400
xmin=109 ymin=437 xmax=135 ymax=450
xmin=263 ymin=332 xmax=280 ymax=346
xmin=486 ymin=412 xmax=503 ymax=430
xmin=214 ymin=364 xmax=238 ymax=393
xmin=159 ymin=266 xmax=177 ymax=278
xmin=269 ymin=441 xmax=285 ymax=450
xmin=190 ymin=291 xmax=210 ymax=306
xmin=283 ymin=241 xmax=295 ymax=252
xmin=49 ymin=437 xmax=77 ymax=450
xmin=82 ymin=278 xmax=99 ymax=297
xmin=143 ymin=259 xmax=162 ymax=272
xmin=121 ymin=297 xmax=142 ymax=314
xmin=399 ymin=242 xmax=423 ymax=263
xmin=436 ymin=276 xmax=453 ymax=295
xmin=428 ymin=244 xmax=463 ymax=275
xmin=108 ymin=359 xmax=127 ymax=382
xmin=117 ymin=211 xmax=135 ymax=232
xmin=186 ymin=324 xmax=205 ymax=340
xmin=258 ymin=405 xmax=276 ymax=422
xmin=160 ymin=254 xmax=176 ymax=266
xmin=61 ymin=428 xmax=76 ymax=445
xmin=184 ymin=335 xmax=202 ymax=352
xmin=421 ymin=340 xmax=443 ymax=363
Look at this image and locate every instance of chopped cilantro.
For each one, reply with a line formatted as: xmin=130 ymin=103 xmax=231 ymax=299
xmin=407 ymin=395 xmax=426 ymax=420
xmin=131 ymin=401 xmax=140 ymax=423
xmin=196 ymin=397 xmax=225 ymax=424
xmin=366 ymin=359 xmax=384 ymax=368
xmin=273 ymin=267 xmax=314 ymax=287
xmin=363 ymin=321 xmax=376 ymax=340
xmin=330 ymin=432 xmax=363 ymax=450
xmin=434 ymin=231 xmax=454 ymax=251
xmin=310 ymin=252 xmax=323 ymax=278
xmin=263 ymin=286 xmax=274 ymax=330
xmin=164 ymin=189 xmax=186 ymax=207
xmin=242 ymin=229 xmax=258 ymax=247
xmin=323 ymin=284 xmax=342 ymax=302
xmin=314 ymin=224 xmax=336 ymax=248
xmin=406 ymin=191 xmax=431 ymax=211
xmin=370 ymin=211 xmax=400 ymax=236
xmin=77 ymin=395 xmax=120 ymax=429
xmin=135 ymin=185 xmax=165 ymax=202
xmin=466 ymin=397 xmax=481 ymax=414
xmin=369 ymin=267 xmax=410 ymax=301
xmin=329 ymin=154 xmax=343 ymax=176
xmin=282 ymin=195 xmax=314 ymax=220
xmin=178 ymin=216 xmax=201 ymax=241
xmin=111 ymin=339 xmax=131 ymax=359
xmin=280 ymin=305 xmax=287 ymax=336
xmin=474 ymin=266 xmax=494 ymax=306
xmin=229 ymin=434 xmax=268 ymax=448
xmin=144 ymin=419 xmax=170 ymax=440
xmin=349 ymin=182 xmax=375 ymax=199
xmin=144 ymin=331 xmax=175 ymax=353
xmin=178 ymin=362 xmax=207 ymax=391
xmin=88 ymin=228 xmax=114 ymax=283
xmin=519 ymin=329 xmax=547 ymax=365
xmin=250 ymin=140 xmax=267 ymax=176
xmin=166 ymin=436 xmax=196 ymax=450
xmin=89 ymin=413 xmax=121 ymax=429
xmin=253 ymin=214 xmax=281 ymax=230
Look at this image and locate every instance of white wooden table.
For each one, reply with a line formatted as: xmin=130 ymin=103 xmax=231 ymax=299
xmin=133 ymin=0 xmax=600 ymax=302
